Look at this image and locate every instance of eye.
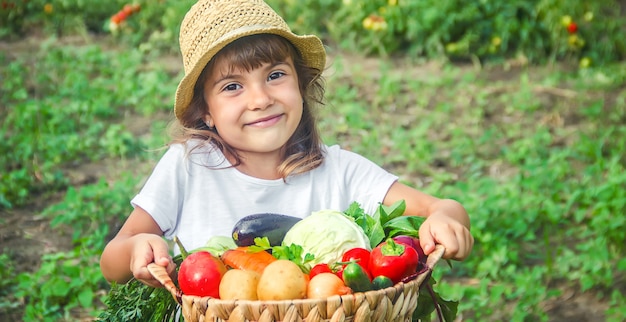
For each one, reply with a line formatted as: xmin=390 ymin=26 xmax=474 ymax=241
xmin=268 ymin=71 xmax=285 ymax=81
xmin=223 ymin=83 xmax=241 ymax=92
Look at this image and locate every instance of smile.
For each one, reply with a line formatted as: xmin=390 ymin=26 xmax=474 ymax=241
xmin=246 ymin=114 xmax=283 ymax=128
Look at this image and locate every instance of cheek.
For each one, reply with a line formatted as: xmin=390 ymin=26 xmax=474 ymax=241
xmin=205 ymin=97 xmax=229 ymax=125
xmin=210 ymin=104 xmax=245 ymax=132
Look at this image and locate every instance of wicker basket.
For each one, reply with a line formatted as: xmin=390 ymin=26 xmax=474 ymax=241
xmin=148 ymin=245 xmax=445 ymax=322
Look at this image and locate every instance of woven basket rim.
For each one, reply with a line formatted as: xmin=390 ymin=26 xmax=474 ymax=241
xmin=182 ymin=270 xmax=429 ymax=305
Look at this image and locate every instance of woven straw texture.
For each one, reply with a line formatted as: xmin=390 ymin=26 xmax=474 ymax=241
xmin=149 ymin=245 xmax=445 ymax=322
xmin=174 ymin=0 xmax=326 ymax=120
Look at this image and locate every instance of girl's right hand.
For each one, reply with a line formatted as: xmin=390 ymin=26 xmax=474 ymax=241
xmin=129 ymin=233 xmax=176 ymax=288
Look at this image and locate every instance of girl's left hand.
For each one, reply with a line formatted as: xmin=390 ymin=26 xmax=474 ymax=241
xmin=418 ymin=211 xmax=474 ymax=260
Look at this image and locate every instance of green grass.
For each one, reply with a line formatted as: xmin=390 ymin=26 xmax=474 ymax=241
xmin=1 ymin=35 xmax=625 ymax=321
xmin=317 ymin=55 xmax=626 ymax=321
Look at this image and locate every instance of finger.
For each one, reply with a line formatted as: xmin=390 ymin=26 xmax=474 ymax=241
xmin=463 ymin=230 xmax=475 ymax=259
xmin=151 ymin=241 xmax=173 ymax=267
xmin=451 ymin=228 xmax=473 ymax=260
xmin=133 ymin=264 xmax=154 ymax=281
xmin=154 ymin=255 xmax=173 ymax=267
xmin=451 ymin=228 xmax=467 ymax=260
xmin=418 ymin=223 xmax=436 ymax=255
xmin=440 ymin=231 xmax=460 ymax=260
xmin=166 ymin=260 xmax=177 ymax=275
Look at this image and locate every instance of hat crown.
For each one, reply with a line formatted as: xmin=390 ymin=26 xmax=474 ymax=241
xmin=179 ymin=0 xmax=290 ymax=74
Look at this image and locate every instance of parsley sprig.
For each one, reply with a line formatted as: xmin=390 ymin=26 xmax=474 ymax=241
xmin=249 ymin=237 xmax=315 ymax=273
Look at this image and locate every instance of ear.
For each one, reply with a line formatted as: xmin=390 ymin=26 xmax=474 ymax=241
xmin=203 ymin=115 xmax=214 ymax=128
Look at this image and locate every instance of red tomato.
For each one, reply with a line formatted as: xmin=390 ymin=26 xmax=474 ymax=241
xmin=309 ymin=263 xmax=333 ymax=279
xmin=122 ymin=4 xmax=134 ymax=16
xmin=178 ymin=251 xmax=227 ymax=298
xmin=115 ymin=11 xmax=128 ymax=22
xmin=341 ymin=247 xmax=371 ymax=273
xmin=110 ymin=13 xmax=122 ymax=24
xmin=567 ymin=22 xmax=578 ymax=34
xmin=369 ymin=239 xmax=419 ymax=284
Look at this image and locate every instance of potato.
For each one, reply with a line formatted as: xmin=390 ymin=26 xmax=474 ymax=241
xmin=257 ymin=260 xmax=307 ymax=300
xmin=219 ymin=269 xmax=260 ymax=300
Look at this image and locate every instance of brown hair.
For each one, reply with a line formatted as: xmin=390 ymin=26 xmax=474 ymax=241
xmin=170 ymin=34 xmax=326 ymax=179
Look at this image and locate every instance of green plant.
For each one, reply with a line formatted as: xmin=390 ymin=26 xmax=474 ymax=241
xmin=104 ymin=0 xmax=195 ymax=54
xmin=10 ymin=174 xmax=145 ymax=320
xmin=267 ymin=0 xmax=625 ymax=65
xmin=14 ymin=250 xmax=105 ymax=321
xmin=42 ymin=176 xmax=139 ymax=247
xmin=0 ymin=38 xmax=173 ymax=209
xmin=0 ymin=253 xmax=20 ymax=314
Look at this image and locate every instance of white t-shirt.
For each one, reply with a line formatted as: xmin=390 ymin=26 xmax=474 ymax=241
xmin=131 ymin=141 xmax=398 ymax=253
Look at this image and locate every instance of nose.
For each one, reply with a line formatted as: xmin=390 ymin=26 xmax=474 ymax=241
xmin=248 ymin=83 xmax=273 ymax=110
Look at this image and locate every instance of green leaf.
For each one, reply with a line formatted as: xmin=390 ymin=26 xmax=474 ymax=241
xmin=439 ymin=296 xmax=459 ymax=322
xmin=412 ymin=278 xmax=459 ymax=322
xmin=379 ymin=200 xmax=406 ymax=224
xmin=251 ymin=238 xmax=315 ymax=273
xmin=77 ymin=288 xmax=94 ymax=308
xmin=368 ymin=220 xmax=386 ymax=248
xmin=383 ymin=216 xmax=424 ymax=237
xmin=344 ymin=201 xmax=371 ymax=233
xmin=413 ymin=285 xmax=436 ymax=320
xmin=197 ymin=235 xmax=237 ymax=256
xmin=344 ymin=202 xmax=386 ymax=248
xmin=248 ymin=236 xmax=272 ymax=252
xmin=50 ymin=278 xmax=70 ymax=297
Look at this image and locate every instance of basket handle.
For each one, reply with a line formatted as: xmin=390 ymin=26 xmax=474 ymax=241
xmin=426 ymin=244 xmax=445 ymax=269
xmin=400 ymin=244 xmax=445 ymax=283
xmin=147 ymin=263 xmax=183 ymax=304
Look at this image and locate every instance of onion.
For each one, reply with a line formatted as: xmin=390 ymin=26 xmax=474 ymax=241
xmin=307 ymin=273 xmax=352 ymax=299
xmin=392 ymin=235 xmax=426 ymax=264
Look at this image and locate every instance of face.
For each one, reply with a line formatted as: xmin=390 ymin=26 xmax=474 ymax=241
xmin=203 ymin=56 xmax=303 ymax=158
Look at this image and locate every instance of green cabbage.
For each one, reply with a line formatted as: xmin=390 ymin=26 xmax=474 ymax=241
xmin=197 ymin=235 xmax=237 ymax=256
xmin=282 ymin=209 xmax=371 ymax=265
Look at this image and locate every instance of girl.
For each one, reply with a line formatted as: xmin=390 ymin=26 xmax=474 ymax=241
xmin=100 ymin=0 xmax=473 ymax=288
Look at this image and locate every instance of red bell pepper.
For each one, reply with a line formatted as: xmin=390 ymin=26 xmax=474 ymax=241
xmin=369 ymin=239 xmax=419 ymax=284
xmin=392 ymin=235 xmax=426 ymax=266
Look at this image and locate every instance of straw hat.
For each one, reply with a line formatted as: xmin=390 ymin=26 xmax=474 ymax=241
xmin=174 ymin=0 xmax=327 ymax=120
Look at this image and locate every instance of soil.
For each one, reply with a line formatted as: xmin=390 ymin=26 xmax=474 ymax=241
xmin=0 ymin=35 xmax=615 ymax=322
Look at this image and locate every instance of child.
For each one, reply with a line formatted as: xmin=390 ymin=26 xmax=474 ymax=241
xmin=100 ymin=0 xmax=473 ymax=288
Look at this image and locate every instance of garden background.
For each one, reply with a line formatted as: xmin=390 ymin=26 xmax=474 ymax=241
xmin=1 ymin=0 xmax=625 ymax=321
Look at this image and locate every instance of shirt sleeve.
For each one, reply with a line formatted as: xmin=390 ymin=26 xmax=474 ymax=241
xmin=328 ymin=145 xmax=399 ymax=214
xmin=130 ymin=144 xmax=187 ymax=235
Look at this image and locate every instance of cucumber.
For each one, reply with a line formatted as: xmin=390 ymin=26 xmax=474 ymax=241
xmin=372 ymin=275 xmax=393 ymax=290
xmin=342 ymin=262 xmax=372 ymax=293
xmin=232 ymin=213 xmax=302 ymax=247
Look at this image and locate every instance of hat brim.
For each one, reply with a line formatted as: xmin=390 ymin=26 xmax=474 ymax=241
xmin=174 ymin=26 xmax=326 ymax=120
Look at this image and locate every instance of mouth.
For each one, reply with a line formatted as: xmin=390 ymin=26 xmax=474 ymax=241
xmin=245 ymin=114 xmax=284 ymax=128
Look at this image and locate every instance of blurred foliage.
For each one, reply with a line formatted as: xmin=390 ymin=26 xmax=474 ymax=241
xmin=1 ymin=0 xmax=625 ymax=64
xmin=269 ymin=0 xmax=626 ymax=65
xmin=0 ymin=39 xmax=173 ymax=209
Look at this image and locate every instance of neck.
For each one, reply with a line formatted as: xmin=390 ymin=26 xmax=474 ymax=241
xmin=230 ymin=151 xmax=283 ymax=180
